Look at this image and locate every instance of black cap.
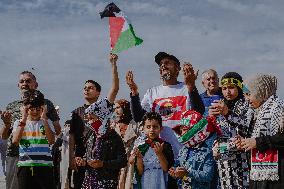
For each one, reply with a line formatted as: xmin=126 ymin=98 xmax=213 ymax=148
xmin=155 ymin=52 xmax=180 ymax=66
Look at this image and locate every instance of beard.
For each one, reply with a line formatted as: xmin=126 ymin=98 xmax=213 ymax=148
xmin=161 ymin=72 xmax=172 ymax=81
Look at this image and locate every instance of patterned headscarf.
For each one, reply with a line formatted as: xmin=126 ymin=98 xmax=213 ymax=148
xmin=172 ymin=110 xmax=219 ymax=148
xmin=243 ymin=74 xmax=277 ymax=104
xmin=85 ymin=98 xmax=113 ymax=137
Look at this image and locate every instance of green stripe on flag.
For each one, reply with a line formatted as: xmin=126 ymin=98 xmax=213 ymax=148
xmin=112 ymin=24 xmax=143 ymax=54
xmin=178 ymin=119 xmax=208 ymax=144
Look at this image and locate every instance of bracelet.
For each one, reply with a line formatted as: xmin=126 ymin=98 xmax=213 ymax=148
xmin=18 ymin=121 xmax=26 ymax=128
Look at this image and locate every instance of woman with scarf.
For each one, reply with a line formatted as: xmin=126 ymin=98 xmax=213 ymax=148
xmin=169 ymin=110 xmax=220 ymax=189
xmin=239 ymin=74 xmax=284 ymax=189
xmin=74 ymin=53 xmax=127 ymax=189
xmin=209 ymin=72 xmax=254 ymax=189
xmin=111 ymin=99 xmax=142 ymax=189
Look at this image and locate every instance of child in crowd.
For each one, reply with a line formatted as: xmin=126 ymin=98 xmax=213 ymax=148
xmin=169 ymin=110 xmax=219 ymax=189
xmin=129 ymin=112 xmax=174 ymax=189
xmin=12 ymin=90 xmax=56 ymax=189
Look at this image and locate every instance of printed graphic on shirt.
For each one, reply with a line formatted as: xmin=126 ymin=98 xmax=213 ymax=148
xmin=152 ymin=96 xmax=187 ymax=122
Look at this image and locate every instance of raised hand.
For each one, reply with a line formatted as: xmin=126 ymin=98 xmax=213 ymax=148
xmin=208 ymin=100 xmax=228 ymax=116
xmin=20 ymin=105 xmax=29 ymax=121
xmin=109 ymin=53 xmax=118 ymax=65
xmin=41 ymin=105 xmax=48 ymax=120
xmin=125 ymin=70 xmax=138 ymax=95
xmin=1 ymin=111 xmax=12 ymax=126
xmin=153 ymin=142 xmax=164 ymax=156
xmin=183 ymin=62 xmax=198 ymax=90
xmin=129 ymin=147 xmax=143 ymax=164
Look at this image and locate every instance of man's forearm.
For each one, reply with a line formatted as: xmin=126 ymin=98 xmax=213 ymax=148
xmin=130 ymin=94 xmax=146 ymax=122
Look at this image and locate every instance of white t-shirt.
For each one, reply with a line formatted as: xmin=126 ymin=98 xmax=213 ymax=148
xmin=141 ymin=82 xmax=191 ymax=157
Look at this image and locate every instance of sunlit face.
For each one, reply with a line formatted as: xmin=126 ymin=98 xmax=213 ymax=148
xmin=222 ymin=84 xmax=239 ymax=101
xmin=28 ymin=106 xmax=43 ymax=120
xmin=202 ymin=72 xmax=219 ymax=93
xmin=83 ymin=82 xmax=100 ymax=101
xmin=244 ymin=93 xmax=262 ymax=108
xmin=159 ymin=58 xmax=180 ymax=80
xmin=143 ymin=119 xmax=162 ymax=140
xmin=18 ymin=73 xmax=38 ymax=92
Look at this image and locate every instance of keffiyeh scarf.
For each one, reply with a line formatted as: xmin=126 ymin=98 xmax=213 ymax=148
xmin=250 ymin=95 xmax=284 ymax=181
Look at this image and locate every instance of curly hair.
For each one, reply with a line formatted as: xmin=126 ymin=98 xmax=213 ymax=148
xmin=115 ymin=99 xmax=132 ymax=124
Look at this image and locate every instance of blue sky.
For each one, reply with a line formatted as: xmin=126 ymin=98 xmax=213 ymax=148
xmin=0 ymin=0 xmax=284 ymax=122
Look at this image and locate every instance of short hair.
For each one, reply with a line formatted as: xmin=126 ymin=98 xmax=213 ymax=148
xmin=20 ymin=71 xmax=37 ymax=81
xmin=85 ymin=80 xmax=101 ymax=92
xmin=142 ymin=112 xmax=162 ymax=127
xmin=115 ymin=99 xmax=132 ymax=124
xmin=22 ymin=90 xmax=45 ymax=108
xmin=201 ymin=69 xmax=218 ymax=81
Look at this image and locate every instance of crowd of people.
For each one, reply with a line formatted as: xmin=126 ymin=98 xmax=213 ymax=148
xmin=0 ymin=52 xmax=283 ymax=189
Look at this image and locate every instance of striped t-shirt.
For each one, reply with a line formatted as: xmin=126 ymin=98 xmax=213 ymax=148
xmin=12 ymin=119 xmax=54 ymax=167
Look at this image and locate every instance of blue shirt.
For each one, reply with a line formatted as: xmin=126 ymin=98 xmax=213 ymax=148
xmin=200 ymin=89 xmax=223 ymax=116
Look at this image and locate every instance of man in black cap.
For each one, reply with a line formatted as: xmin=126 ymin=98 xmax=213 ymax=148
xmin=126 ymin=52 xmax=204 ymax=158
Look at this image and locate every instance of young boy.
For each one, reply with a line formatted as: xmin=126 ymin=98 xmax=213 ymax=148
xmin=169 ymin=110 xmax=218 ymax=189
xmin=129 ymin=112 xmax=174 ymax=189
xmin=12 ymin=90 xmax=56 ymax=189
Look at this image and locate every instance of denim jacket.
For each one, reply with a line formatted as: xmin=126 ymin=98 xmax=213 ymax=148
xmin=175 ymin=134 xmax=216 ymax=189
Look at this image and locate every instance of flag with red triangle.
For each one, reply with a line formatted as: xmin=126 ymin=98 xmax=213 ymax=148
xmin=100 ymin=2 xmax=143 ymax=54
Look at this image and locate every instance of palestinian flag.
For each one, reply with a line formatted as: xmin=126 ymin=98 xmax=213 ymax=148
xmin=100 ymin=2 xmax=143 ymax=54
